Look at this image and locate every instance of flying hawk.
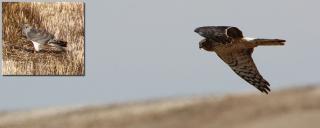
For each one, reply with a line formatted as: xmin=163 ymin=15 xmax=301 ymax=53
xmin=22 ymin=24 xmax=67 ymax=52
xmin=195 ymin=26 xmax=285 ymax=94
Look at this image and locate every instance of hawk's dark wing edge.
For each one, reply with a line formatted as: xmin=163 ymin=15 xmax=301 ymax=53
xmin=216 ymin=48 xmax=271 ymax=94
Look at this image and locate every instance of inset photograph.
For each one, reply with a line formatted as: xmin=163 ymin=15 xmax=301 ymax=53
xmin=2 ymin=2 xmax=85 ymax=75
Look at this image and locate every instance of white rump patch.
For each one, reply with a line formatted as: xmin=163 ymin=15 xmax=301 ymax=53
xmin=243 ymin=37 xmax=256 ymax=41
xmin=32 ymin=41 xmax=42 ymax=51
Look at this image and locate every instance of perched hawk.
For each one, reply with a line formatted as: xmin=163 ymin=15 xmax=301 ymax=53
xmin=22 ymin=24 xmax=67 ymax=52
xmin=195 ymin=26 xmax=285 ymax=94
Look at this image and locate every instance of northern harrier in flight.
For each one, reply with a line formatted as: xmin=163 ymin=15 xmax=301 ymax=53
xmin=195 ymin=26 xmax=285 ymax=94
xmin=22 ymin=24 xmax=67 ymax=52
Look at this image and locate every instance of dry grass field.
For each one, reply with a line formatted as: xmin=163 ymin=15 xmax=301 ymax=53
xmin=0 ymin=86 xmax=320 ymax=128
xmin=2 ymin=2 xmax=84 ymax=75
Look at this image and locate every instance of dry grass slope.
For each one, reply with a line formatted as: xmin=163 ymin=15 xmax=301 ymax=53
xmin=2 ymin=2 xmax=84 ymax=75
xmin=0 ymin=86 xmax=320 ymax=128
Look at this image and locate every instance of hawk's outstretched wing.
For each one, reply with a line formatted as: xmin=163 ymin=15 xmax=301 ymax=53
xmin=194 ymin=26 xmax=243 ymax=44
xmin=216 ymin=48 xmax=271 ymax=94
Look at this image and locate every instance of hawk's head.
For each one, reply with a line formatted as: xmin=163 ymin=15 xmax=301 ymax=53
xmin=195 ymin=27 xmax=217 ymax=51
xmin=199 ymin=39 xmax=215 ymax=51
xmin=21 ymin=24 xmax=33 ymax=36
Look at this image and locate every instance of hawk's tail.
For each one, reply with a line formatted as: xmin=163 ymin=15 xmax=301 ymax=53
xmin=48 ymin=40 xmax=67 ymax=47
xmin=48 ymin=39 xmax=67 ymax=51
xmin=253 ymin=39 xmax=286 ymax=46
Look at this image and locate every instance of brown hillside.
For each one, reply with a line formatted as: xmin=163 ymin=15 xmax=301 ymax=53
xmin=0 ymin=86 xmax=320 ymax=128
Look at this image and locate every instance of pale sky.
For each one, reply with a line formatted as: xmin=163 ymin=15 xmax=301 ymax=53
xmin=0 ymin=0 xmax=319 ymax=110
